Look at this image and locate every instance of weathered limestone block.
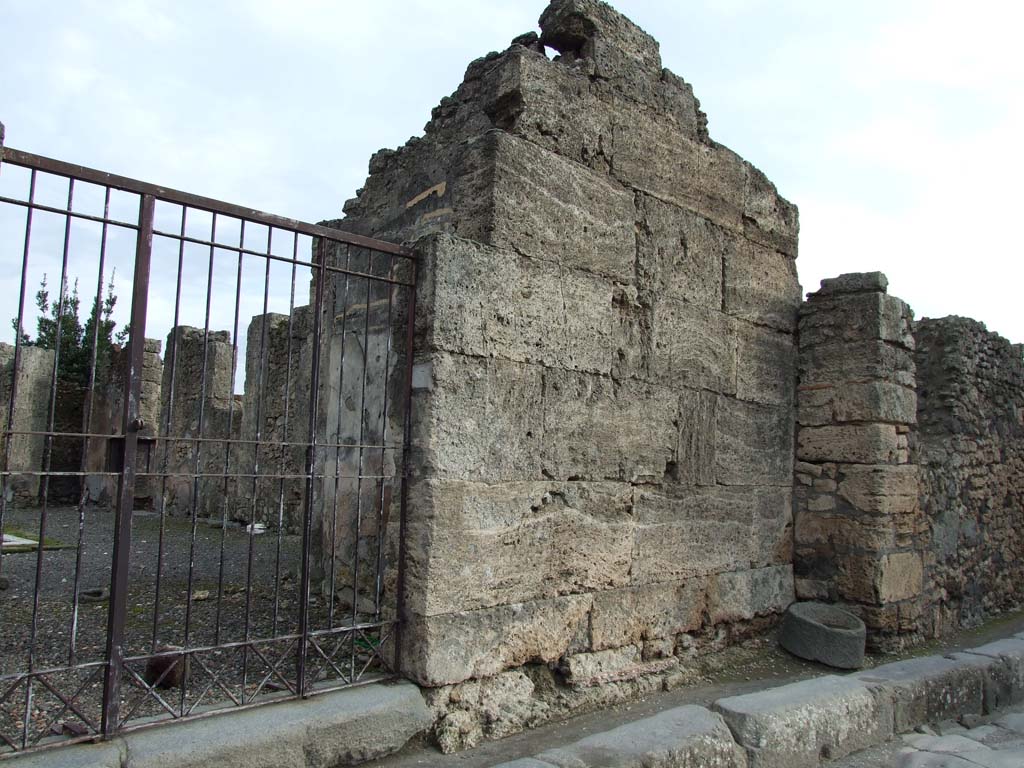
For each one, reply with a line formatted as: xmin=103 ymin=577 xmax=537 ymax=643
xmin=837 ymin=465 xmax=919 ymax=515
xmin=532 ymin=705 xmax=747 ymax=768
xmin=402 ymin=594 xmax=593 ymax=686
xmin=876 ymin=552 xmax=924 ymax=603
xmin=817 ymin=272 xmax=888 ymax=296
xmin=561 ymin=645 xmax=668 ymax=687
xmin=539 ymin=0 xmax=662 ymax=84
xmin=854 ymin=655 xmax=985 ymax=733
xmin=751 ymin=487 xmax=794 ymax=567
xmin=590 ymin=579 xmax=706 ymax=650
xmin=736 ymin=322 xmax=796 ymax=406
xmin=799 ymin=341 xmax=915 ymax=389
xmin=743 ymin=164 xmax=800 ymax=259
xmin=796 ymin=424 xmax=900 ymax=465
xmin=713 ymin=676 xmax=894 ymax=768
xmin=650 ymin=299 xmax=737 ymax=394
xmin=482 ymin=45 xmax=704 ymax=173
xmin=794 ymin=507 xmax=895 ymax=553
xmin=540 ymin=369 xmax=678 ymax=482
xmin=413 ymin=353 xmax=545 ymax=483
xmin=674 ymin=389 xmax=717 ymax=485
xmin=633 ymin=486 xmax=790 ymax=582
xmin=800 ymin=292 xmax=914 ymax=350
xmin=715 ymin=398 xmax=793 ymax=485
xmin=637 ymin=194 xmax=727 ymax=310
xmin=611 ymin=117 xmax=748 ymax=234
xmin=724 ymin=241 xmax=801 ymax=332
xmin=464 ymin=131 xmax=638 ymax=281
xmin=417 ymin=235 xmax=642 ymax=376
xmin=707 ymin=565 xmax=794 ymax=624
xmin=798 ymin=382 xmax=917 ymax=427
xmin=405 ymin=479 xmax=635 ymax=615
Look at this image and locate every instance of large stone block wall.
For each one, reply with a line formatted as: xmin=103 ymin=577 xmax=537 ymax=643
xmin=793 ymin=273 xmax=928 ymax=650
xmin=338 ymin=0 xmax=801 ymax=714
xmin=916 ymin=317 xmax=1024 ymax=632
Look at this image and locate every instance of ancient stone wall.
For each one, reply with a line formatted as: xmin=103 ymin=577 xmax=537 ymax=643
xmin=793 ymin=273 xmax=928 ymax=650
xmin=157 ymin=326 xmax=241 ymax=520
xmin=0 ymin=343 xmax=55 ymax=502
xmin=83 ymin=338 xmax=163 ymax=507
xmin=337 ymin=0 xmax=800 ymax=738
xmin=915 ymin=317 xmax=1024 ymax=632
xmin=235 ymin=308 xmax=313 ymax=533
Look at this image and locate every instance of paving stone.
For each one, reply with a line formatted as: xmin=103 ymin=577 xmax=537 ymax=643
xmin=713 ymin=675 xmax=893 ymax=768
xmin=534 ymin=704 xmax=747 ymax=767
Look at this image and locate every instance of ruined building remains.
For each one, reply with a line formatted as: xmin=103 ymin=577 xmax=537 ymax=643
xmin=0 ymin=0 xmax=1021 ymax=751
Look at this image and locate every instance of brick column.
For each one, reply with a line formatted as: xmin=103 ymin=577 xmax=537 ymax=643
xmin=793 ymin=272 xmax=927 ymax=650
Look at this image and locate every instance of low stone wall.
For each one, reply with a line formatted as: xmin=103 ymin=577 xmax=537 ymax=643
xmin=916 ymin=317 xmax=1024 ymax=632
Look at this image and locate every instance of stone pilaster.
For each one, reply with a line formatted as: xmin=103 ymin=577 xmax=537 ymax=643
xmin=793 ymin=272 xmax=927 ymax=649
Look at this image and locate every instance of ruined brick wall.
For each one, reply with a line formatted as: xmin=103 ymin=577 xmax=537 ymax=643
xmin=0 ymin=344 xmax=54 ymax=501
xmin=793 ymin=273 xmax=929 ymax=651
xmin=337 ymin=0 xmax=800 ymax=738
xmin=916 ymin=317 xmax=1024 ymax=632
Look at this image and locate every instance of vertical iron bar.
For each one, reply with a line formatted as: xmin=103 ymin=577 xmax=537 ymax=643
xmin=373 ymin=256 xmax=397 ymax=620
xmin=69 ymin=185 xmax=112 ymax=665
xmin=392 ymin=259 xmax=418 ymax=676
xmin=271 ymin=233 xmax=298 ymax=637
xmin=241 ymin=228 xmax=272 ymax=657
xmin=25 ymin=177 xmax=76 ymax=747
xmin=327 ymin=244 xmax=353 ymax=630
xmin=151 ymin=206 xmax=187 ymax=651
xmin=349 ymin=264 xmax=374 ymax=682
xmin=297 ymin=238 xmax=326 ymax=696
xmin=182 ymin=212 xmax=217 ymax=716
xmin=101 ymin=193 xmax=154 ymax=736
xmin=214 ymin=221 xmax=245 ymax=646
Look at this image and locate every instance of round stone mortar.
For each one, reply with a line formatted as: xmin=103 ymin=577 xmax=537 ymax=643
xmin=779 ymin=601 xmax=866 ymax=669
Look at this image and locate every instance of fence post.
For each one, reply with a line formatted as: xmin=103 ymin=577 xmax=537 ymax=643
xmin=101 ymin=193 xmax=155 ymax=736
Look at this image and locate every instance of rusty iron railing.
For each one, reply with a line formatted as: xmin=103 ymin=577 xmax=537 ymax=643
xmin=0 ymin=134 xmax=417 ymax=756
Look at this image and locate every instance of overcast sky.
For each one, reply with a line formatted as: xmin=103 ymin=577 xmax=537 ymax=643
xmin=2 ymin=0 xmax=1022 ymax=351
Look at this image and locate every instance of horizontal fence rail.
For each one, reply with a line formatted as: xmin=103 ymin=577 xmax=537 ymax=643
xmin=0 ymin=142 xmax=417 ymax=756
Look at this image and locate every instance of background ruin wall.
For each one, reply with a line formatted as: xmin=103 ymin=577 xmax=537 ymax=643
xmin=916 ymin=317 xmax=1024 ymax=633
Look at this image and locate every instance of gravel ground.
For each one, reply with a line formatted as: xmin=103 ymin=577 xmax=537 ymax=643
xmin=0 ymin=503 xmax=390 ymax=752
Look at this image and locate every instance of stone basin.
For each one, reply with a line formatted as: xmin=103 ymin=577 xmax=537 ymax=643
xmin=779 ymin=601 xmax=866 ymax=669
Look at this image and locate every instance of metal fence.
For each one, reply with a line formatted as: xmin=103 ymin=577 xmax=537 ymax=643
xmin=0 ymin=135 xmax=417 ymax=756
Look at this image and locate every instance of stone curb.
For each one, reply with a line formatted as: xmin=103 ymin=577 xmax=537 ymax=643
xmin=495 ymin=634 xmax=1024 ymax=768
xmin=4 ymin=681 xmax=431 ymax=768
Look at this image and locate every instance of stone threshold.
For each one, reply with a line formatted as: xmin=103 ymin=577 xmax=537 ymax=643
xmin=4 ymin=681 xmax=431 ymax=768
xmin=491 ymin=632 xmax=1024 ymax=768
